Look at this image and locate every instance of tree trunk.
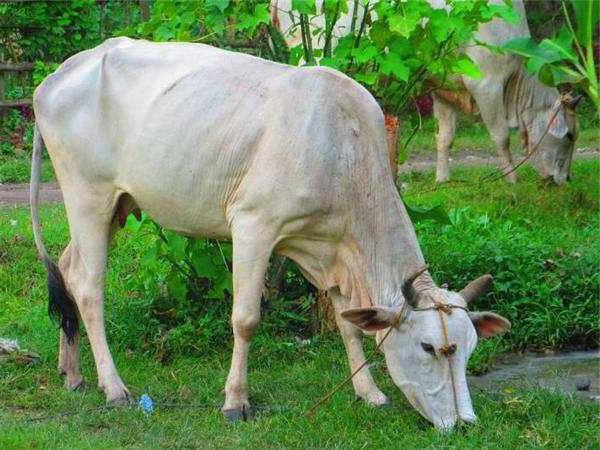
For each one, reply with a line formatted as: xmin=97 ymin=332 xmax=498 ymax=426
xmin=139 ymin=0 xmax=150 ymax=21
xmin=384 ymin=113 xmax=399 ymax=179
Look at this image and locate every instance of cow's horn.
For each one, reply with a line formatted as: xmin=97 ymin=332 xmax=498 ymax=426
xmin=460 ymin=274 xmax=493 ymax=304
xmin=401 ymin=265 xmax=429 ymax=306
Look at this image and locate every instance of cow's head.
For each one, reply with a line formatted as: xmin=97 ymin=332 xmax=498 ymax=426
xmin=526 ymin=94 xmax=581 ymax=185
xmin=342 ymin=271 xmax=510 ymax=431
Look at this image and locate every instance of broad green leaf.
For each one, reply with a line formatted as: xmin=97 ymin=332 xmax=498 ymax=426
xmin=482 ymin=3 xmax=520 ymax=25
xmin=379 ymin=52 xmax=410 ymax=81
xmin=352 ymin=43 xmax=379 ymax=63
xmin=167 ymin=271 xmax=188 ymax=302
xmin=570 ymin=0 xmax=600 ymax=46
xmin=405 ymin=203 xmax=451 ymax=225
xmin=451 ymin=56 xmax=482 ymax=79
xmin=206 ymin=0 xmax=229 ymax=13
xmin=388 ymin=13 xmax=419 ymax=38
xmin=292 ymin=0 xmax=316 ymax=15
xmin=354 ymin=72 xmax=378 ymax=85
xmin=539 ymin=26 xmax=577 ymax=63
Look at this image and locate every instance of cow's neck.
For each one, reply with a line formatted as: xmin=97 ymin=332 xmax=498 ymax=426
xmin=346 ymin=182 xmax=436 ymax=308
xmin=506 ymin=66 xmax=560 ymax=135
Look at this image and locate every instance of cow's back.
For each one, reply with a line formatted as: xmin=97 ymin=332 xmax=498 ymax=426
xmin=34 ymin=38 xmax=389 ymax=240
xmin=462 ymin=0 xmax=530 ymax=90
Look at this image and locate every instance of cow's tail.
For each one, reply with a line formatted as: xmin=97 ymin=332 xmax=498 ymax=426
xmin=30 ymin=124 xmax=79 ymax=342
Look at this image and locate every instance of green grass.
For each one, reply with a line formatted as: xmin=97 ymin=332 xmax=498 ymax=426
xmin=1 ymin=161 xmax=598 ymax=447
xmin=0 ymin=155 xmax=54 ymax=183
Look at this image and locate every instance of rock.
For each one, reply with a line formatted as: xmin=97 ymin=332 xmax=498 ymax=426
xmin=575 ymin=378 xmax=591 ymax=391
xmin=0 ymin=338 xmax=19 ymax=354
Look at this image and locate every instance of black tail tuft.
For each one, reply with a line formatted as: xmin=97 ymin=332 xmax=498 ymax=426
xmin=45 ymin=258 xmax=79 ymax=343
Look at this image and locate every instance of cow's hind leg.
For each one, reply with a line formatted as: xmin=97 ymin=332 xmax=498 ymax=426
xmin=222 ymin=215 xmax=275 ymax=421
xmin=57 ymin=242 xmax=84 ymax=390
xmin=331 ymin=290 xmax=389 ymax=406
xmin=433 ymin=96 xmax=457 ymax=183
xmin=63 ymin=189 xmax=130 ymax=405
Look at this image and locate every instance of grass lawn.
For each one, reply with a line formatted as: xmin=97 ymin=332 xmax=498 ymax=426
xmin=1 ymin=161 xmax=598 ymax=448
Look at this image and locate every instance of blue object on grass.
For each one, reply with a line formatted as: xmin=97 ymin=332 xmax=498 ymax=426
xmin=139 ymin=394 xmax=155 ymax=414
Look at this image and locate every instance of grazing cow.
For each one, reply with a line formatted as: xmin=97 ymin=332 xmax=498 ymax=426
xmin=31 ymin=37 xmax=510 ymax=430
xmin=270 ymin=0 xmax=581 ymax=184
xmin=432 ymin=0 xmax=580 ymax=183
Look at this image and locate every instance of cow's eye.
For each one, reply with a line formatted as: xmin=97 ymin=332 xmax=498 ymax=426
xmin=566 ymin=131 xmax=575 ymax=141
xmin=421 ymin=342 xmax=435 ymax=355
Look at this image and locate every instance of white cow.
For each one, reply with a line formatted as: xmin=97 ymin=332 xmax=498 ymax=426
xmin=31 ymin=37 xmax=509 ymax=430
xmin=433 ymin=0 xmax=580 ymax=183
xmin=271 ymin=0 xmax=580 ymax=184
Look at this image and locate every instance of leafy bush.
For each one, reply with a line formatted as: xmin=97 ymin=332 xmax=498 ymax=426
xmin=500 ymin=0 xmax=599 ymax=107
xmin=404 ymin=161 xmax=600 ymax=352
xmin=122 ymin=215 xmax=316 ymax=362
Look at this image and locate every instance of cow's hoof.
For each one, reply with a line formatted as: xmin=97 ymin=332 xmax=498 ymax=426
xmin=106 ymin=390 xmax=132 ymax=407
xmin=355 ymin=392 xmax=390 ymax=407
xmin=66 ymin=377 xmax=85 ymax=391
xmin=223 ymin=404 xmax=253 ymax=422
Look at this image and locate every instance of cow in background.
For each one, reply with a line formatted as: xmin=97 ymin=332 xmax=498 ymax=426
xmin=270 ymin=0 xmax=581 ymax=184
xmin=432 ymin=0 xmax=580 ymax=183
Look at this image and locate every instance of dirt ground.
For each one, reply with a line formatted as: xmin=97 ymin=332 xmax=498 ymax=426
xmin=1 ymin=148 xmax=598 ymax=206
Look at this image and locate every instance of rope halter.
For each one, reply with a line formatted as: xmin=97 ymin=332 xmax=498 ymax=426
xmin=411 ymin=301 xmax=469 ymax=426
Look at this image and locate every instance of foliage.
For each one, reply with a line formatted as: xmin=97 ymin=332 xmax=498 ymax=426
xmin=402 ymin=159 xmax=600 ymax=351
xmin=289 ymin=0 xmax=519 ymax=115
xmin=122 ymin=214 xmax=315 ymax=359
xmin=499 ymin=0 xmax=599 ymax=108
xmin=119 ymin=0 xmax=275 ymax=58
xmin=0 ymin=0 xmax=140 ymax=63
xmin=32 ymin=61 xmax=60 ymax=87
xmin=1 ymin=199 xmax=599 ymax=445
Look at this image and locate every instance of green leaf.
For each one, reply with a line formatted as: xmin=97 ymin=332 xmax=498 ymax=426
xmin=482 ymin=3 xmax=520 ymax=25
xmin=570 ymin=0 xmax=600 ymax=46
xmin=206 ymin=0 xmax=230 ymax=13
xmin=379 ymin=52 xmax=410 ymax=81
xmin=292 ymin=0 xmax=316 ymax=15
xmin=388 ymin=13 xmax=419 ymax=38
xmin=167 ymin=271 xmax=188 ymax=302
xmin=167 ymin=233 xmax=187 ymax=262
xmin=405 ymin=203 xmax=450 ymax=225
xmin=354 ymin=72 xmax=378 ymax=85
xmin=451 ymin=56 xmax=482 ymax=79
xmin=352 ymin=43 xmax=379 ymax=63
xmin=539 ymin=26 xmax=577 ymax=63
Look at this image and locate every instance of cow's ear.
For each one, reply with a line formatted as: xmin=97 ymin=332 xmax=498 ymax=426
xmin=469 ymin=312 xmax=511 ymax=338
xmin=341 ymin=307 xmax=400 ymax=331
xmin=548 ymin=108 xmax=569 ymax=139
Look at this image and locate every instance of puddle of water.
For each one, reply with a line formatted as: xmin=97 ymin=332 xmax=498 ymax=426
xmin=468 ymin=351 xmax=600 ymax=402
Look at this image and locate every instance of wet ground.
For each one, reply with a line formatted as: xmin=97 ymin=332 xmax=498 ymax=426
xmin=469 ymin=351 xmax=600 ymax=402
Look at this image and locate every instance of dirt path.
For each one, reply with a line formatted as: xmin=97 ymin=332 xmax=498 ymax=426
xmin=0 ymin=181 xmax=62 ymax=205
xmin=1 ymin=148 xmax=598 ymax=206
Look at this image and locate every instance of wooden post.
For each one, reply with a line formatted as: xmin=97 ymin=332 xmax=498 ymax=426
xmin=0 ymin=62 xmax=35 ymax=120
xmin=0 ymin=70 xmax=5 ymax=120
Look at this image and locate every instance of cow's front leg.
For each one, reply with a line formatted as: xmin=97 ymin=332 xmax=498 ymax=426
xmin=331 ymin=290 xmax=389 ymax=406
xmin=222 ymin=216 xmax=274 ymax=421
